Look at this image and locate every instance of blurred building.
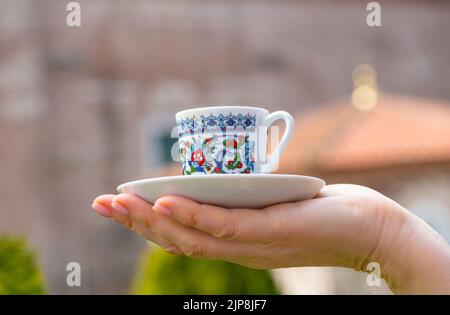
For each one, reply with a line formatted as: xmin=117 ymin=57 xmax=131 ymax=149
xmin=1 ymin=0 xmax=450 ymax=294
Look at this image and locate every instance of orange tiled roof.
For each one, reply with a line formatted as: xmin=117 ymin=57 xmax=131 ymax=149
xmin=278 ymin=94 xmax=450 ymax=174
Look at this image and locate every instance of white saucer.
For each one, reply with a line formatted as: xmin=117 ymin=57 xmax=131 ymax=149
xmin=117 ymin=174 xmax=325 ymax=209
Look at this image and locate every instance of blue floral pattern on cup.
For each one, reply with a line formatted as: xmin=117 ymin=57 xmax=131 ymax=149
xmin=176 ymin=113 xmax=257 ymax=175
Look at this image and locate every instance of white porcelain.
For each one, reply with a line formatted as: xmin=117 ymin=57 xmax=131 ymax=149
xmin=175 ymin=106 xmax=295 ymax=175
xmin=117 ymin=174 xmax=325 ymax=209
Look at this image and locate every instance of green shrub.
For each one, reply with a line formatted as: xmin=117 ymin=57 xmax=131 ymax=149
xmin=131 ymin=247 xmax=279 ymax=294
xmin=0 ymin=236 xmax=46 ymax=294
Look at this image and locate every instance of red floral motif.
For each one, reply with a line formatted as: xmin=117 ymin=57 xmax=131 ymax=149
xmin=191 ymin=149 xmax=205 ymax=166
xmin=225 ymin=139 xmax=238 ymax=148
xmin=179 ymin=131 xmax=256 ymax=175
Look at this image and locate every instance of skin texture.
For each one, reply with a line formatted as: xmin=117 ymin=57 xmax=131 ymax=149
xmin=92 ymin=184 xmax=450 ymax=294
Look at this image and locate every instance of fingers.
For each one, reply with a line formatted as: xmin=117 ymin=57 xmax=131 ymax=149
xmin=93 ymin=194 xmax=132 ymax=228
xmin=104 ymin=193 xmax=259 ymax=260
xmin=92 ymin=194 xmax=179 ymax=252
xmin=92 ymin=194 xmax=114 ymax=218
xmin=132 ymin=220 xmax=182 ymax=255
xmin=152 ymin=195 xmax=277 ymax=242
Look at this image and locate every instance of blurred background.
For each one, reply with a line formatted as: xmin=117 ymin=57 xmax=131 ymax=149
xmin=1 ymin=0 xmax=450 ymax=294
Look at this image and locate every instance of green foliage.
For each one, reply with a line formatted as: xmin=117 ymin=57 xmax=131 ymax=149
xmin=131 ymin=247 xmax=279 ymax=295
xmin=0 ymin=236 xmax=46 ymax=294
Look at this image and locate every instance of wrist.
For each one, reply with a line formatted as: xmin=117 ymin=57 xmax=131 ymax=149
xmin=376 ymin=200 xmax=450 ymax=294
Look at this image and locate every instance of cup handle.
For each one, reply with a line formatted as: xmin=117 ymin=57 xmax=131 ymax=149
xmin=260 ymin=111 xmax=295 ymax=173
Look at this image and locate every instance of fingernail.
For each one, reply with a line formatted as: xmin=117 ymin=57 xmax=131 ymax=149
xmin=92 ymin=202 xmax=111 ymax=217
xmin=153 ymin=200 xmax=172 ymax=216
xmin=112 ymin=200 xmax=129 ymax=216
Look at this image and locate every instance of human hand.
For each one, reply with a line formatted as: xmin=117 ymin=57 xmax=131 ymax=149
xmin=92 ymin=184 xmax=450 ymax=294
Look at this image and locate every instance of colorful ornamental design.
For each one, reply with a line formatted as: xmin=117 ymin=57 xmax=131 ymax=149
xmin=176 ymin=113 xmax=257 ymax=175
xmin=177 ymin=113 xmax=256 ymax=137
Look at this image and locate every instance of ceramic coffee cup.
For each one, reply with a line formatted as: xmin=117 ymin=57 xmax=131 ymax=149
xmin=175 ymin=106 xmax=294 ymax=175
